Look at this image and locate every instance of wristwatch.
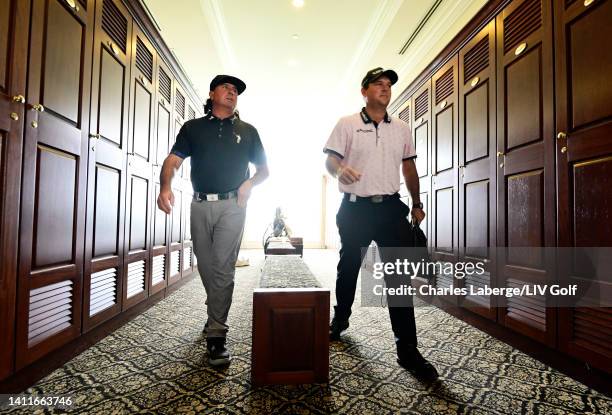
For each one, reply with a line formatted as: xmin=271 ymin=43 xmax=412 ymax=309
xmin=412 ymin=202 xmax=423 ymax=209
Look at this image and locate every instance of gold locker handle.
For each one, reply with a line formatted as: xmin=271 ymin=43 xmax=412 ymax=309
xmin=12 ymin=94 xmax=25 ymax=104
xmin=584 ymin=0 xmax=594 ymax=6
xmin=31 ymin=104 xmax=45 ymax=112
xmin=497 ymin=151 xmax=504 ymax=157
xmin=557 ymin=132 xmax=567 ymax=140
xmin=515 ymin=43 xmax=527 ymax=56
xmin=470 ymin=77 xmax=479 ymax=87
xmin=108 ymin=42 xmax=118 ymax=55
xmin=65 ymin=0 xmax=79 ymax=12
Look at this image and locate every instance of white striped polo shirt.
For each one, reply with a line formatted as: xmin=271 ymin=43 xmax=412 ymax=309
xmin=323 ymin=108 xmax=417 ymax=197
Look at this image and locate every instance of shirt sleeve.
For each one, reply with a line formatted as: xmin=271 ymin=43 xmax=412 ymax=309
xmin=402 ymin=124 xmax=417 ymax=160
xmin=323 ymin=118 xmax=347 ymax=159
xmin=170 ymin=123 xmax=192 ymax=159
xmin=249 ymin=127 xmax=267 ymax=165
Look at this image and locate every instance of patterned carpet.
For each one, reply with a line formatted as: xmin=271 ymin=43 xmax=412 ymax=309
xmin=3 ymin=250 xmax=611 ymax=414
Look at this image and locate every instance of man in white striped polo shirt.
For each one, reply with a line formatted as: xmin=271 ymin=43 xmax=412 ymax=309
xmin=323 ymin=67 xmax=438 ymax=382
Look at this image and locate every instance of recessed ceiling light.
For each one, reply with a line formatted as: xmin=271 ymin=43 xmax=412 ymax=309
xmin=292 ymin=0 xmax=304 ymax=8
xmin=292 ymin=34 xmax=299 ymax=40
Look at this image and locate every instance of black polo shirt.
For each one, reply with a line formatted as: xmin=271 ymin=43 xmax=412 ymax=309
xmin=170 ymin=114 xmax=266 ymax=193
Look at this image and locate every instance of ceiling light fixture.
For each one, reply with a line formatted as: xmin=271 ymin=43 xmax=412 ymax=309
xmin=292 ymin=34 xmax=299 ymax=40
xmin=292 ymin=0 xmax=305 ymax=8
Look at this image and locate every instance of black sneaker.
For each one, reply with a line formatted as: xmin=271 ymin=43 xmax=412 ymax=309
xmin=329 ymin=318 xmax=349 ymax=341
xmin=207 ymin=338 xmax=231 ymax=366
xmin=397 ymin=348 xmax=439 ymax=382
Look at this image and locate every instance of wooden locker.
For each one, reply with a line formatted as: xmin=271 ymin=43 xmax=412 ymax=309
xmin=495 ymin=0 xmax=556 ymax=345
xmin=410 ymin=80 xmax=432 ymax=293
xmin=0 ymin=0 xmax=30 ymax=380
xmin=431 ymin=56 xmax=459 ymax=305
xmin=457 ymin=20 xmax=498 ymax=321
xmin=123 ymin=25 xmax=157 ymax=310
xmin=16 ymin=0 xmax=94 ymax=368
xmin=168 ymin=84 xmax=186 ymax=286
xmin=555 ymin=0 xmax=612 ymax=373
xmin=150 ymin=60 xmax=173 ymax=295
xmin=83 ymin=0 xmax=132 ymax=332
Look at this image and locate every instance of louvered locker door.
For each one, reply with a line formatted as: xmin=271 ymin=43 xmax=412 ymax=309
xmin=123 ymin=26 xmax=156 ymax=309
xmin=555 ymin=0 xmax=612 ymax=373
xmin=83 ymin=0 xmax=132 ymax=332
xmin=495 ymin=0 xmax=556 ymax=345
xmin=16 ymin=0 xmax=94 ymax=368
xmin=409 ymin=81 xmax=432 ymax=293
xmin=168 ymin=84 xmax=186 ymax=286
xmin=0 ymin=0 xmax=29 ymax=380
xmin=430 ymin=56 xmax=459 ymax=306
xmin=150 ymin=60 xmax=173 ymax=295
xmin=457 ymin=21 xmax=497 ymax=321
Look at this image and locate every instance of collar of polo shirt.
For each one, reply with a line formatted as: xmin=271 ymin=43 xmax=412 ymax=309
xmin=206 ymin=113 xmax=238 ymax=124
xmin=360 ymin=107 xmax=391 ymax=124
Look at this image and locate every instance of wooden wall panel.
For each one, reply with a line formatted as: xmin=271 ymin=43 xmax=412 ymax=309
xmin=556 ymin=0 xmax=612 ymax=373
xmin=1 ymin=0 xmax=201 ymax=384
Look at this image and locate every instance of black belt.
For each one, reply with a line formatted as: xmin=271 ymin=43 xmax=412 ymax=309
xmin=343 ymin=193 xmax=399 ymax=203
xmin=194 ymin=190 xmax=238 ymax=201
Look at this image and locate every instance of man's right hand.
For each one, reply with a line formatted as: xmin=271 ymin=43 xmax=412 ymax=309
xmin=157 ymin=187 xmax=175 ymax=214
xmin=337 ymin=165 xmax=362 ymax=185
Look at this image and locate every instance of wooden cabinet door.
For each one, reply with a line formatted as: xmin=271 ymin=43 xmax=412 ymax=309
xmin=458 ymin=21 xmax=498 ymax=320
xmin=555 ymin=0 xmax=612 ymax=372
xmin=83 ymin=0 xmax=132 ymax=332
xmin=150 ymin=60 xmax=173 ymax=295
xmin=0 ymin=0 xmax=30 ymax=380
xmin=431 ymin=56 xmax=459 ymax=305
xmin=410 ymin=81 xmax=432 ymax=292
xmin=16 ymin=0 xmax=94 ymax=368
xmin=123 ymin=27 xmax=156 ymax=309
xmin=495 ymin=0 xmax=556 ymax=345
xmin=168 ymin=84 xmax=186 ymax=285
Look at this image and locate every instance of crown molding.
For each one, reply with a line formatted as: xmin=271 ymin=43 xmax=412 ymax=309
xmin=198 ymin=0 xmax=237 ymax=73
xmin=336 ymin=0 xmax=404 ymax=96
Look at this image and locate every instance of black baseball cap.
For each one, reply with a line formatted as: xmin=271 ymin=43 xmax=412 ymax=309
xmin=361 ymin=67 xmax=398 ymax=88
xmin=210 ymin=75 xmax=246 ymax=95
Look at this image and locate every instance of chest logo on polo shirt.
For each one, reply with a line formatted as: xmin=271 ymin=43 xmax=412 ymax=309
xmin=234 ymin=134 xmax=241 ymax=144
xmin=356 ymin=128 xmax=374 ymax=133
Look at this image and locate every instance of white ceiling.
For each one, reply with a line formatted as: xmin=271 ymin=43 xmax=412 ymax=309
xmin=143 ymin=0 xmax=486 ymax=115
xmin=142 ymin=0 xmax=487 ymax=243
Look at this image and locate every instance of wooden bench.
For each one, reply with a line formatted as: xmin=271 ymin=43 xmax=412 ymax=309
xmin=251 ymin=255 xmax=329 ymax=386
xmin=264 ymin=236 xmax=303 ymax=257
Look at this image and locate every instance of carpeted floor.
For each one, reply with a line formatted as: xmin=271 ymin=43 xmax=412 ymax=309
xmin=2 ymin=250 xmax=611 ymax=414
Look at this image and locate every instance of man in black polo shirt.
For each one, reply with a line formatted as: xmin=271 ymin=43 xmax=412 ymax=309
xmin=157 ymin=74 xmax=268 ymax=366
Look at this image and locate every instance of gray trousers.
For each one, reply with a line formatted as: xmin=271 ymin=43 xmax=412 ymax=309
xmin=191 ymin=198 xmax=246 ymax=339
